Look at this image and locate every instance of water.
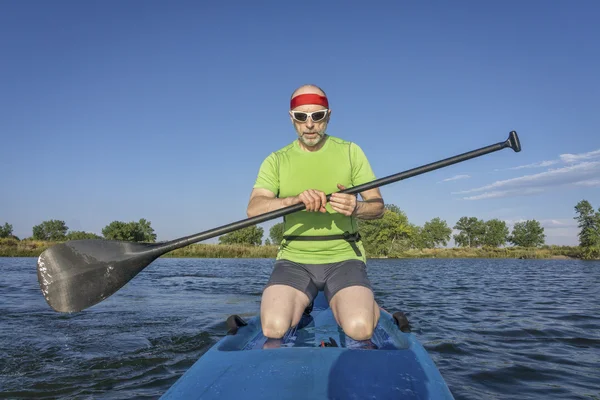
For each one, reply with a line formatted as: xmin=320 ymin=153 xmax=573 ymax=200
xmin=1 ymin=257 xmax=599 ymax=399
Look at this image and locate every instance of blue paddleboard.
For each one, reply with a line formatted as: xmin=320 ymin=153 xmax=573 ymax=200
xmin=161 ymin=292 xmax=454 ymax=399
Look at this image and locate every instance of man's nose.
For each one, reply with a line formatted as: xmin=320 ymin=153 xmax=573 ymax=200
xmin=305 ymin=117 xmax=315 ymax=128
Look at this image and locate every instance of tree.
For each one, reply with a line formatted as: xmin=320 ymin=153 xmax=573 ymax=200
xmin=102 ymin=219 xmax=157 ymax=242
xmin=66 ymin=231 xmax=103 ymax=240
xmin=265 ymin=238 xmax=271 ymax=246
xmin=419 ymin=217 xmax=452 ymax=248
xmin=219 ymin=225 xmax=264 ymax=246
xmin=574 ymin=200 xmax=600 ymax=248
xmin=359 ymin=204 xmax=415 ymax=256
xmin=137 ymin=218 xmax=157 ymax=242
xmin=509 ymin=220 xmax=545 ymax=247
xmin=483 ymin=219 xmax=509 ymax=247
xmin=269 ymin=222 xmax=285 ymax=245
xmin=453 ymin=217 xmax=486 ymax=247
xmin=0 ymin=223 xmax=13 ymax=238
xmin=32 ymin=220 xmax=68 ymax=241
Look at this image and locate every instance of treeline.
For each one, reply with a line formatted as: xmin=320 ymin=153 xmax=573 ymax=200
xmin=215 ymin=200 xmax=599 ymax=260
xmin=1 ymin=199 xmax=598 ymax=259
xmin=218 ymin=205 xmax=546 ymax=256
xmin=0 ymin=219 xmax=156 ymax=242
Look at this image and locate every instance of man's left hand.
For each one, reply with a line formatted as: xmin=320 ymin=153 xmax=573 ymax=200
xmin=329 ymin=184 xmax=358 ymax=216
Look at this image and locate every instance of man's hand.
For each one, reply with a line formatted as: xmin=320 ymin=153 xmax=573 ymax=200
xmin=329 ymin=184 xmax=357 ymax=216
xmin=291 ymin=189 xmax=328 ymax=213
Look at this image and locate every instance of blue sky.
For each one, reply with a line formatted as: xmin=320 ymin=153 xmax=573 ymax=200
xmin=1 ymin=1 xmax=598 ymax=245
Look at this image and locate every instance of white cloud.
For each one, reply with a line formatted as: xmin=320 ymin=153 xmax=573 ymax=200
xmin=498 ymin=148 xmax=600 ymax=171
xmin=501 ymin=160 xmax=559 ymax=171
xmin=501 ymin=218 xmax=578 ymax=243
xmin=455 ymin=161 xmax=600 ymax=199
xmin=463 ymin=188 xmax=544 ymax=201
xmin=501 ymin=218 xmax=578 ymax=229
xmin=573 ymin=179 xmax=600 ymax=187
xmin=539 ymin=218 xmax=578 ymax=229
xmin=559 ymin=149 xmax=600 ymax=164
xmin=439 ymin=174 xmax=471 ymax=183
xmin=537 ymin=219 xmax=579 ymax=244
xmin=454 ymin=146 xmax=600 ymax=201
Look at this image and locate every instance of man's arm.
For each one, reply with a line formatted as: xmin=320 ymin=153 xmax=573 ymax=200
xmin=247 ymin=188 xmax=289 ymax=217
xmin=248 ymin=186 xmax=384 ymax=219
xmin=247 ymin=188 xmax=329 ymax=217
xmin=354 ymin=187 xmax=385 ymax=220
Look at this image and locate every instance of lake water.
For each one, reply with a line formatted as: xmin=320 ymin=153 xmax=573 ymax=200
xmin=1 ymin=257 xmax=599 ymax=399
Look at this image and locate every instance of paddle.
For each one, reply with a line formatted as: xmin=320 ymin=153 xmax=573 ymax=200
xmin=37 ymin=131 xmax=521 ymax=313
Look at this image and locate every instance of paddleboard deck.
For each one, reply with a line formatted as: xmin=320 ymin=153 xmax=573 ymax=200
xmin=161 ymin=292 xmax=454 ymax=399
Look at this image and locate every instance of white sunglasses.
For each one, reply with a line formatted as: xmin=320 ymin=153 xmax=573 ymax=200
xmin=289 ymin=109 xmax=329 ymax=123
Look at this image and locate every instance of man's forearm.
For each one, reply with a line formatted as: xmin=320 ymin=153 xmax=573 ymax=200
xmin=354 ymin=199 xmax=385 ymax=220
xmin=247 ymin=196 xmax=294 ymax=217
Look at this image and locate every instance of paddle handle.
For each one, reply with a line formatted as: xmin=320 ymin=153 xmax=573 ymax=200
xmin=157 ymin=131 xmax=520 ymax=254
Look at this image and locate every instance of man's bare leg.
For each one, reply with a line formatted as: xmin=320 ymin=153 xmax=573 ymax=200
xmin=330 ymin=285 xmax=380 ymax=341
xmin=261 ymin=284 xmax=310 ymax=348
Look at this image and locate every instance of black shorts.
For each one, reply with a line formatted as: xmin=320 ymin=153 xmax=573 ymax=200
xmin=264 ymin=259 xmax=373 ymax=303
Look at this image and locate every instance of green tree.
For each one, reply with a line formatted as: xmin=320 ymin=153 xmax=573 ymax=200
xmin=0 ymin=223 xmax=13 ymax=238
xmin=359 ymin=204 xmax=415 ymax=256
xmin=137 ymin=218 xmax=157 ymax=242
xmin=453 ymin=217 xmax=486 ymax=247
xmin=509 ymin=220 xmax=545 ymax=247
xmin=574 ymin=200 xmax=600 ymax=248
xmin=265 ymin=238 xmax=271 ymax=246
xmin=66 ymin=231 xmax=103 ymax=240
xmin=219 ymin=225 xmax=264 ymax=246
xmin=102 ymin=219 xmax=157 ymax=242
xmin=574 ymin=200 xmax=600 ymax=259
xmin=32 ymin=220 xmax=68 ymax=241
xmin=269 ymin=222 xmax=285 ymax=245
xmin=419 ymin=217 xmax=452 ymax=248
xmin=385 ymin=204 xmax=403 ymax=215
xmin=483 ymin=219 xmax=509 ymax=247
xmin=410 ymin=226 xmax=427 ymax=249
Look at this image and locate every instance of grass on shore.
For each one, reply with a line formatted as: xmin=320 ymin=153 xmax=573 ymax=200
xmin=0 ymin=238 xmax=592 ymax=259
xmin=390 ymin=246 xmax=584 ymax=259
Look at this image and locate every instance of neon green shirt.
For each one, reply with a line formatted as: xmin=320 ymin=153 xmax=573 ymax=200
xmin=253 ymin=135 xmax=377 ymax=264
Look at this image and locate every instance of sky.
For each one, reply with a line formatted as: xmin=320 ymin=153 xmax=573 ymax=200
xmin=1 ymin=1 xmax=599 ymax=246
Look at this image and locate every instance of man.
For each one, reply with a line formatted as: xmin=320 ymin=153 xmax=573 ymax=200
xmin=246 ymin=84 xmax=385 ymax=344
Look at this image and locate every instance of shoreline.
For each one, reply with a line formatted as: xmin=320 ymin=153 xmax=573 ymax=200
xmin=0 ymin=239 xmax=593 ymax=260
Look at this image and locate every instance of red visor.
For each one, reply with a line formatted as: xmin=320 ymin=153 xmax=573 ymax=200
xmin=290 ymin=94 xmax=329 ymax=110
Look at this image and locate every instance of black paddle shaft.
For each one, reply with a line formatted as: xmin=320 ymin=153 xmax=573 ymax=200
xmin=158 ymin=130 xmax=521 ymax=254
xmin=37 ymin=131 xmax=520 ymax=313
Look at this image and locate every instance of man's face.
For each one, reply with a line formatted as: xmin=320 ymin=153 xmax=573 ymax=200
xmin=289 ymin=104 xmax=330 ymax=148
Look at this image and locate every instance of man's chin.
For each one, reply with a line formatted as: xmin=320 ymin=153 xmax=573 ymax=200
xmin=299 ymin=133 xmax=325 ymax=147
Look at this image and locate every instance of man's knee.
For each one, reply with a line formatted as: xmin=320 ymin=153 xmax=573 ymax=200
xmin=340 ymin=317 xmax=375 ymax=341
xmin=261 ymin=316 xmax=292 ymax=339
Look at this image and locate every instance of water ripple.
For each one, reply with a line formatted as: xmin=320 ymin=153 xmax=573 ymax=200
xmin=1 ymin=257 xmax=599 ymax=399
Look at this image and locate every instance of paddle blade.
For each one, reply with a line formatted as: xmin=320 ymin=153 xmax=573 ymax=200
xmin=37 ymin=239 xmax=160 ymax=313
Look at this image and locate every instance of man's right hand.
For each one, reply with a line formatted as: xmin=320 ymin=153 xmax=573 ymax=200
xmin=290 ymin=189 xmax=327 ymax=213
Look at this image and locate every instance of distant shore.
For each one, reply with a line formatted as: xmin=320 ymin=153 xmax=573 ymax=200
xmin=0 ymin=238 xmax=590 ymax=259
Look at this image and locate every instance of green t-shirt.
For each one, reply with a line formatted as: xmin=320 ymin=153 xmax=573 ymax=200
xmin=253 ymin=135 xmax=377 ymax=264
